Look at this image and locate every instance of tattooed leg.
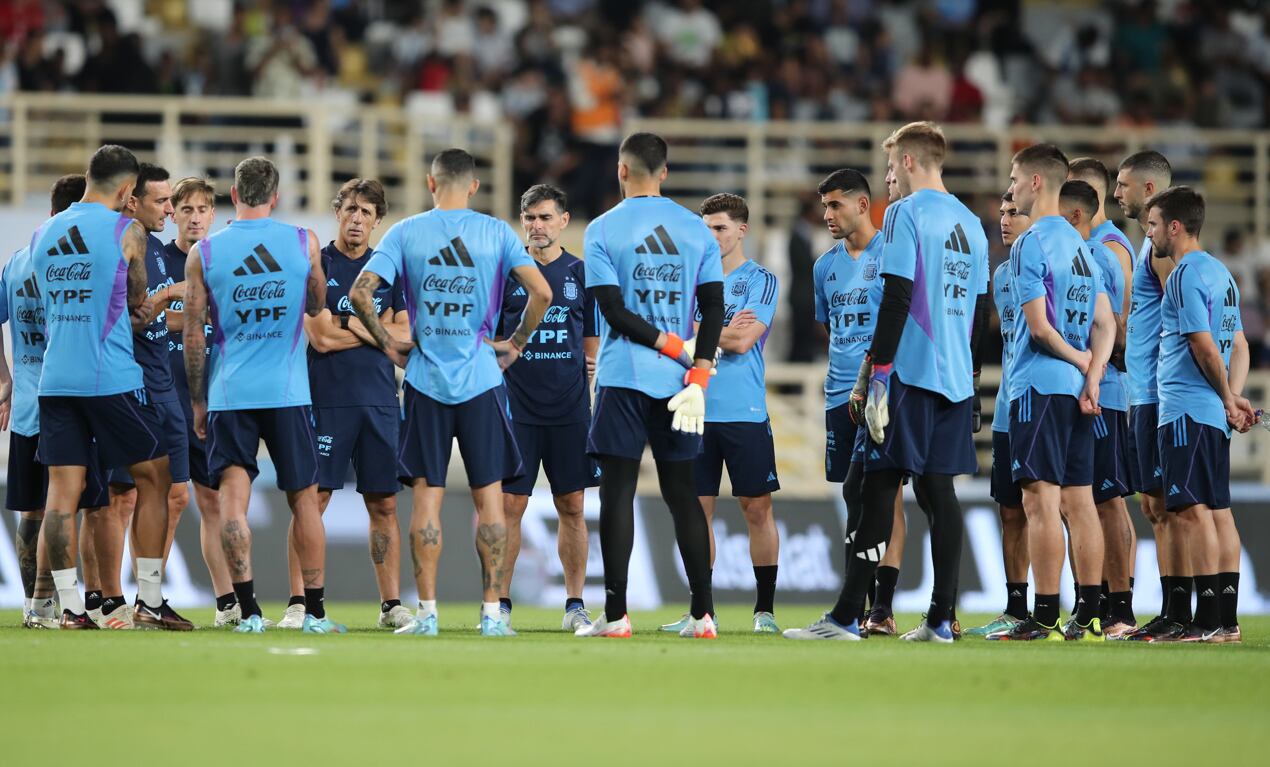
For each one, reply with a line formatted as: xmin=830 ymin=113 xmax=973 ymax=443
xmin=409 ymin=482 xmax=444 ymax=601
xmin=16 ymin=513 xmax=41 ymax=600
xmin=472 ymin=482 xmax=508 ymax=603
xmin=288 ymin=485 xmax=325 ymax=589
xmin=286 ymin=490 xmax=332 ymax=598
xmin=365 ymin=493 xmax=400 ymax=602
xmin=44 ymin=466 xmax=87 ymax=573
xmin=218 ymin=467 xmax=254 ymax=582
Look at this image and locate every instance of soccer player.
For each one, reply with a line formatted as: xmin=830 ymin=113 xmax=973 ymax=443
xmin=182 ymin=156 xmax=337 ymax=634
xmin=351 ymin=148 xmax=550 ymax=637
xmin=497 ymin=183 xmax=597 ymax=632
xmin=1142 ymin=187 xmax=1254 ymax=642
xmin=965 ymin=192 xmax=1033 ymax=637
xmin=160 ymin=176 xmax=245 ymax=627
xmin=573 ymin=132 xmax=724 ymax=639
xmin=1 ymin=174 xmax=110 ymax=628
xmin=96 ymin=163 xmax=190 ymax=629
xmin=31 ymin=145 xmax=189 ymax=630
xmin=1114 ymin=151 xmax=1193 ymax=638
xmin=661 ymin=192 xmax=780 ymax=634
xmin=787 ymin=122 xmax=989 ymax=642
xmin=1059 ymin=172 xmax=1138 ymax=637
xmin=281 ymin=178 xmax=413 ymax=630
xmin=988 ymin=144 xmax=1114 ymax=642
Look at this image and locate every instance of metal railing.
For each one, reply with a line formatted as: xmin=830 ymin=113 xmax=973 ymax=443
xmin=0 ymin=93 xmax=515 ymax=222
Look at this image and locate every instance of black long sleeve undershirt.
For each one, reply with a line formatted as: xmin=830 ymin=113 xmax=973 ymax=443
xmin=693 ymin=281 xmax=724 ymax=362
xmin=969 ymin=291 xmax=990 ymax=373
xmin=866 ymin=275 xmax=913 ymax=366
xmin=592 ymin=281 xmax=725 ymax=363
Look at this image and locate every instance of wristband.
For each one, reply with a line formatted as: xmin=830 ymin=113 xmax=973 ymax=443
xmin=660 ymin=333 xmax=685 ymax=360
xmin=685 ymin=366 xmax=711 ymax=390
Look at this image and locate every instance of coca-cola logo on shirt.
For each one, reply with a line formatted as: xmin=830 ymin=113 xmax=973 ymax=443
xmin=632 ymin=263 xmax=683 ymax=281
xmin=422 ymin=274 xmax=476 ymax=294
xmin=232 ymin=280 xmax=287 ymax=302
xmin=45 ymin=262 xmax=92 ymax=282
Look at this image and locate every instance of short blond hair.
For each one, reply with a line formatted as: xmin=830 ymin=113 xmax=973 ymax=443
xmin=172 ymin=176 xmax=216 ymax=207
xmin=882 ymin=121 xmax=947 ymax=169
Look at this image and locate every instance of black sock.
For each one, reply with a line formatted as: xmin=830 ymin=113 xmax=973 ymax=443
xmin=565 ymin=597 xmax=584 ymax=612
xmin=1219 ymin=572 xmax=1239 ymax=628
xmin=1075 ymin=584 xmax=1101 ymax=624
xmin=287 ymin=594 xmax=305 ymax=607
xmin=830 ymin=468 xmax=902 ymax=626
xmin=499 ymin=597 xmax=513 ymax=612
xmin=753 ymin=565 xmax=777 ymax=614
xmin=913 ymin=474 xmax=963 ymax=628
xmin=657 ymin=459 xmax=713 ymax=619
xmin=1005 ymin=582 xmax=1029 ymax=620
xmin=1164 ymin=576 xmax=1193 ymax=624
xmin=215 ymin=592 xmax=238 ymax=611
xmin=85 ymin=590 xmax=103 ymax=612
xmin=304 ymin=587 xmax=325 ymax=619
xmin=1193 ymin=574 xmax=1220 ymax=630
xmin=380 ymin=599 xmax=401 ymax=613
xmin=102 ymin=595 xmax=127 ymax=615
xmin=1109 ymin=591 xmax=1135 ymax=624
xmin=1034 ymin=593 xmax=1060 ymax=627
xmin=1158 ymin=576 xmax=1169 ymax=619
xmin=599 ymin=456 xmax=640 ymax=621
xmin=1098 ymin=582 xmax=1109 ymax=621
xmin=1129 ymin=576 xmax=1135 ymax=591
xmin=1072 ymin=581 xmax=1081 ymax=614
xmin=874 ymin=566 xmax=900 ymax=612
xmin=234 ymin=581 xmax=261 ymax=618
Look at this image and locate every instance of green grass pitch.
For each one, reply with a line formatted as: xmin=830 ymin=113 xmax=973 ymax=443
xmin=2 ymin=605 xmax=1267 ymax=765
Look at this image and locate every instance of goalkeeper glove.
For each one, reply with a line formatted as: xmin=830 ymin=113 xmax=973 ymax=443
xmin=971 ymin=370 xmax=982 ymax=434
xmin=668 ymin=367 xmax=710 ymax=435
xmin=848 ymin=359 xmax=869 ymax=425
xmin=865 ymin=360 xmax=892 ymax=445
xmin=659 ymin=333 xmax=694 ymax=370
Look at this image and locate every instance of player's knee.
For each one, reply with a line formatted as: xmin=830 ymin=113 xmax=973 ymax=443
xmin=169 ymin=484 xmax=190 ymax=513
xmin=739 ymin=497 xmax=773 ymax=526
xmin=1000 ymin=505 xmax=1026 ymax=528
xmin=554 ymin=493 xmax=584 ymax=520
xmin=364 ymin=494 xmax=397 ymax=520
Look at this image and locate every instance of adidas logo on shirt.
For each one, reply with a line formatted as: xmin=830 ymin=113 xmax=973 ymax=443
xmin=1071 ymin=249 xmax=1094 ymax=278
xmin=233 ymin=244 xmax=284 ymax=276
xmin=633 ymin=225 xmax=680 ymax=255
xmin=14 ymin=274 xmax=40 ymax=298
xmin=943 ymin=223 xmax=972 ymax=254
xmin=46 ymin=226 xmax=90 ymax=257
xmin=512 ymin=286 xmax=527 ymax=298
xmin=428 ymin=237 xmax=475 ymax=268
xmin=327 ymin=278 xmax=339 ymax=287
xmin=1225 ymin=281 xmax=1238 ymax=307
xmin=827 ymin=272 xmax=837 ymax=282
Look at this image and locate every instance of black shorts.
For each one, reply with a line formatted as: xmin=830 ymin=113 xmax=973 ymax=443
xmin=6 ymin=432 xmax=109 ymax=511
xmin=398 ymin=384 xmax=523 ymax=489
xmin=989 ymin=430 xmax=1022 ymax=507
xmin=315 ymin=405 xmax=401 ymax=495
xmin=38 ymin=391 xmax=166 ymax=471
xmin=207 ymin=406 xmax=319 ymax=492
xmin=1158 ymin=415 xmax=1231 ymax=512
xmin=105 ymin=399 xmax=191 ymax=487
xmin=503 ymin=419 xmax=600 ymax=496
xmin=1008 ymin=388 xmax=1094 ymax=487
xmin=824 ymin=403 xmax=860 ymax=482
xmin=1128 ymin=403 xmax=1164 ymax=493
xmin=695 ymin=420 xmax=780 ymax=498
xmin=587 ymin=386 xmax=702 ymax=463
xmin=1092 ymin=410 xmax=1132 ymax=504
xmin=864 ymin=374 xmax=976 ymax=476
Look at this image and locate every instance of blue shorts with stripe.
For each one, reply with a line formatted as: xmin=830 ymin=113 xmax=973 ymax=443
xmin=1128 ymin=403 xmax=1164 ymax=493
xmin=864 ymin=374 xmax=976 ymax=477
xmin=696 ymin=420 xmax=780 ymax=497
xmin=1009 ymin=388 xmax=1093 ymax=487
xmin=7 ymin=432 xmax=109 ymax=511
xmin=990 ymin=430 xmax=1022 ymax=507
xmin=587 ymin=386 xmax=701 ymax=463
xmin=503 ymin=419 xmax=599 ymax=496
xmin=1158 ymin=414 xmax=1230 ymax=512
xmin=397 ymin=384 xmax=523 ymax=489
xmin=315 ymin=405 xmax=400 ymax=495
xmin=1092 ymin=409 xmax=1132 ymax=504
xmin=824 ymin=403 xmax=860 ymax=482
xmin=106 ymin=398 xmax=191 ymax=487
xmin=207 ymin=406 xmax=319 ymax=492
xmin=37 ymin=391 xmax=167 ymax=471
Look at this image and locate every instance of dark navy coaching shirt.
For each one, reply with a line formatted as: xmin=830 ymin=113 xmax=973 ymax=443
xmin=308 ymin=241 xmax=406 ymax=408
xmin=498 ymin=249 xmax=596 ymax=425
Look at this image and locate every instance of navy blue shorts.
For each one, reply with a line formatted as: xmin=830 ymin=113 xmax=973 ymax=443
xmin=106 ymin=399 xmax=191 ymax=487
xmin=864 ymin=374 xmax=976 ymax=476
xmin=38 ymin=391 xmax=166 ymax=471
xmin=1158 ymin=415 xmax=1230 ymax=512
xmin=824 ymin=403 xmax=861 ymax=482
xmin=175 ymin=395 xmax=215 ymax=489
xmin=7 ymin=432 xmax=109 ymax=511
xmin=696 ymin=420 xmax=781 ymax=498
xmin=1128 ymin=403 xmax=1164 ymax=493
xmin=315 ymin=405 xmax=400 ymax=495
xmin=587 ymin=386 xmax=702 ymax=463
xmin=1093 ymin=409 xmax=1132 ymax=504
xmin=207 ymin=406 xmax=319 ymax=492
xmin=398 ymin=384 xmax=522 ymax=489
xmin=1009 ymin=388 xmax=1093 ymax=487
xmin=990 ymin=430 xmax=1022 ymax=507
xmin=504 ymin=419 xmax=599 ymax=496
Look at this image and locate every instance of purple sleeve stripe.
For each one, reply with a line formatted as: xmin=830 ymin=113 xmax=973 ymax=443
xmin=113 ymin=214 xmax=131 ymax=245
xmin=100 ymin=258 xmax=130 ymax=342
xmin=908 ymin=242 xmax=935 ymax=340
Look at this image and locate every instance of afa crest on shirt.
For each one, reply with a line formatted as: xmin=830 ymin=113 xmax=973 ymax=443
xmin=156 ymin=256 xmax=167 ymax=276
xmin=731 ymin=280 xmax=747 ymax=297
xmin=563 ymin=280 xmax=578 ymax=301
xmin=863 ymin=262 xmax=877 ymax=280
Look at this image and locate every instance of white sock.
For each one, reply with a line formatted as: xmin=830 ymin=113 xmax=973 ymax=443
xmin=52 ymin=568 xmax=84 ymax=615
xmin=34 ymin=596 xmax=56 ymax=617
xmin=136 ymin=557 xmax=164 ymax=608
xmin=481 ymin=601 xmax=500 ymax=621
xmin=416 ymin=600 xmax=437 ymax=618
xmin=24 ymin=597 xmax=33 ymax=613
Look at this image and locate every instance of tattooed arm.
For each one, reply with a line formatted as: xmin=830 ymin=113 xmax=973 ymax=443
xmin=305 ymin=229 xmax=326 ymax=317
xmin=122 ymin=221 xmax=156 ymax=331
xmin=183 ymin=243 xmax=211 ymax=440
xmin=350 ymin=269 xmax=412 ymax=367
